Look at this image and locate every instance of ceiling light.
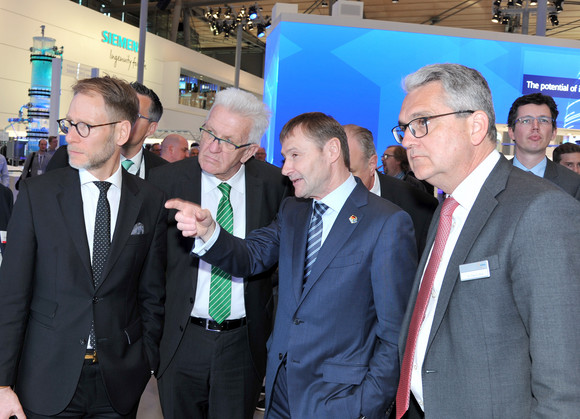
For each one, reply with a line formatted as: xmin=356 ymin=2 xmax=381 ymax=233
xmin=249 ymin=5 xmax=258 ymax=20
xmin=257 ymin=23 xmax=265 ymax=38
xmin=515 ymin=0 xmax=523 ymax=6
xmin=550 ymin=13 xmax=559 ymax=25
xmin=491 ymin=10 xmax=501 ymax=23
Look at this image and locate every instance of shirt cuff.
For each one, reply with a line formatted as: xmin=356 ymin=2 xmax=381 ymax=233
xmin=191 ymin=224 xmax=221 ymax=256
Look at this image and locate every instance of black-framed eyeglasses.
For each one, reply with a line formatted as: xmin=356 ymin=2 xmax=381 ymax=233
xmin=199 ymin=126 xmax=253 ymax=152
xmin=391 ymin=110 xmax=475 ymax=143
xmin=514 ymin=116 xmax=554 ymax=126
xmin=57 ymin=118 xmax=122 ymax=138
xmin=382 ymin=153 xmax=394 ymax=160
xmin=138 ymin=113 xmax=155 ymax=123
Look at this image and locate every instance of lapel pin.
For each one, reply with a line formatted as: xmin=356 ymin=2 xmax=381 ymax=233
xmin=349 ymin=215 xmax=358 ymax=224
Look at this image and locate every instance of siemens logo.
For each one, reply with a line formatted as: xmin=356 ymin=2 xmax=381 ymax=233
xmin=102 ymin=31 xmax=139 ymax=52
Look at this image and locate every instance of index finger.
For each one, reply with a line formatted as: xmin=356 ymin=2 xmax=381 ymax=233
xmin=165 ymin=198 xmax=200 ymax=215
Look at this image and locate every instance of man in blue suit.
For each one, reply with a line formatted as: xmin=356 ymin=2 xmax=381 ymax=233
xmin=167 ymin=112 xmax=417 ymax=418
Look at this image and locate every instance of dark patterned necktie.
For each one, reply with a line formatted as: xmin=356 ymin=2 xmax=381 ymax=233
xmin=89 ymin=181 xmax=111 ymax=348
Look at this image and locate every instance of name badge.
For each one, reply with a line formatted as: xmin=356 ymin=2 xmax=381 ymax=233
xmin=459 ymin=260 xmax=490 ymax=281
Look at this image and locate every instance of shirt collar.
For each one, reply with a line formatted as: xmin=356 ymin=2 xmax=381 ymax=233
xmin=202 ymin=163 xmax=246 ymax=194
xmin=370 ymin=172 xmax=381 ymax=196
xmin=451 ymin=150 xmax=500 ymax=213
xmin=122 ymin=147 xmax=144 ymax=168
xmin=317 ymin=174 xmax=357 ymax=214
xmin=79 ymin=164 xmax=123 ymax=190
xmin=513 ymin=155 xmax=547 ymax=177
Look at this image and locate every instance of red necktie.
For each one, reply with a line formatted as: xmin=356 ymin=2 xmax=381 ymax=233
xmin=395 ymin=197 xmax=459 ymax=418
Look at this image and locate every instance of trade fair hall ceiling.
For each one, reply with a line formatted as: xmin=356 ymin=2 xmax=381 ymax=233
xmin=91 ymin=0 xmax=580 ymax=62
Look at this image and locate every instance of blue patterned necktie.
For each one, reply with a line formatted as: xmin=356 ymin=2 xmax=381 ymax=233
xmin=304 ymin=201 xmax=329 ymax=282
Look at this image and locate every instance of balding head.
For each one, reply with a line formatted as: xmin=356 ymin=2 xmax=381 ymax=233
xmin=161 ymin=134 xmax=189 ymax=162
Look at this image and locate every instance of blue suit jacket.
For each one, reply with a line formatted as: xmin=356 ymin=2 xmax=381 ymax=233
xmin=202 ymin=180 xmax=417 ymax=418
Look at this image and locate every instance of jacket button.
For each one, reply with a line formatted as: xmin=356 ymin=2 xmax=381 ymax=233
xmin=179 ymin=325 xmax=183 ymax=332
xmin=92 ymin=297 xmax=99 ymax=304
xmin=190 ymin=297 xmax=194 ymax=304
xmin=80 ymin=338 xmax=87 ymax=345
xmin=279 ymin=353 xmax=283 ymax=360
xmin=293 ymin=318 xmax=300 ymax=325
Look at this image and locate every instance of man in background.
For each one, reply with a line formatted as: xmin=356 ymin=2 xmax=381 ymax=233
xmin=255 ymin=146 xmax=266 ymax=161
xmin=394 ymin=63 xmax=580 ymax=419
xmin=344 ymin=124 xmax=437 ymax=256
xmin=382 ymin=145 xmax=431 ymax=194
xmin=160 ymin=134 xmax=189 ymax=163
xmin=150 ymin=143 xmax=161 ymax=156
xmin=508 ymin=92 xmax=580 ymax=199
xmin=553 ymin=142 xmax=580 ymax=175
xmin=150 ymin=88 xmax=290 ymax=419
xmin=121 ymin=82 xmax=167 ymax=179
xmin=18 ymin=139 xmax=51 ymax=188
xmin=0 ymin=75 xmax=167 ymax=418
xmin=47 ymin=135 xmax=59 ymax=156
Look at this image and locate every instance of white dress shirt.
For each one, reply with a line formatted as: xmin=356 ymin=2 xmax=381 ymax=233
xmin=411 ymin=150 xmax=500 ymax=410
xmin=191 ymin=165 xmax=248 ymax=320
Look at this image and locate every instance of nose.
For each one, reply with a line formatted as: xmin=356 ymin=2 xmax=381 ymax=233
xmin=208 ymin=138 xmax=222 ymax=153
xmin=281 ymin=160 xmax=291 ymax=176
xmin=401 ymin=129 xmax=415 ymax=148
xmin=531 ymin=118 xmax=540 ymax=129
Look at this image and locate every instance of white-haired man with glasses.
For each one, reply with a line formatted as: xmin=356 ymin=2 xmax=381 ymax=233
xmin=507 ymin=92 xmax=580 ymax=200
xmin=392 ymin=63 xmax=580 ymax=419
xmin=149 ymin=87 xmax=291 ymax=419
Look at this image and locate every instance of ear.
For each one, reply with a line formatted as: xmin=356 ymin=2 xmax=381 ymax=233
xmin=369 ymin=154 xmax=378 ymax=174
xmin=146 ymin=121 xmax=158 ymax=139
xmin=116 ymin=120 xmax=132 ymax=147
xmin=508 ymin=126 xmax=515 ymax=141
xmin=240 ymin=143 xmax=259 ymax=164
xmin=470 ymin=111 xmax=489 ymax=146
xmin=325 ymin=137 xmax=342 ymax=164
xmin=551 ymin=126 xmax=558 ymax=142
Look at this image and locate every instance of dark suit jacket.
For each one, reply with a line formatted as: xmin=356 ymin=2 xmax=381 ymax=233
xmin=0 ymin=167 xmax=167 ymax=415
xmin=398 ymin=155 xmax=580 ymax=417
xmin=376 ymin=172 xmax=438 ymax=257
xmin=141 ymin=148 xmax=167 ymax=179
xmin=46 ymin=146 xmax=168 ymax=180
xmin=202 ymin=180 xmax=417 ymax=419
xmin=149 ymin=157 xmax=291 ymax=379
xmin=543 ymin=158 xmax=580 ymax=200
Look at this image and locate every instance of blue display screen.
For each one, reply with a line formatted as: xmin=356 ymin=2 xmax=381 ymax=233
xmin=263 ymin=21 xmax=580 ymax=166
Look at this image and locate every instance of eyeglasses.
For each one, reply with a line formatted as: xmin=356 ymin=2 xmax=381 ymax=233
xmin=57 ymin=119 xmax=122 ymax=138
xmin=514 ymin=116 xmax=554 ymax=126
xmin=391 ymin=110 xmax=475 ymax=143
xmin=382 ymin=153 xmax=394 ymax=160
xmin=138 ymin=113 xmax=155 ymax=123
xmin=199 ymin=126 xmax=253 ymax=152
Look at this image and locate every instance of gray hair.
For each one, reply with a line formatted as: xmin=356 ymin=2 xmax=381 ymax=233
xmin=206 ymin=88 xmax=271 ymax=145
xmin=343 ymin=124 xmax=377 ymax=160
xmin=404 ymin=63 xmax=497 ymax=143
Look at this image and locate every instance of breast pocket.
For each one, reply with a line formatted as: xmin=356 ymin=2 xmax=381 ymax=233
xmin=327 ymin=251 xmax=363 ymax=269
xmin=29 ymin=296 xmax=58 ymax=328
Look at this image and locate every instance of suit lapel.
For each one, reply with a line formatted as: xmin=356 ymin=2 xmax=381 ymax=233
xmin=290 ymin=200 xmax=312 ymax=304
xmin=299 ymin=182 xmax=367 ymax=303
xmin=426 ymin=157 xmax=509 ymax=352
xmin=543 ymin=158 xmax=558 ymax=182
xmin=57 ymin=168 xmax=92 ymax=280
xmin=99 ymin=170 xmax=142 ymax=288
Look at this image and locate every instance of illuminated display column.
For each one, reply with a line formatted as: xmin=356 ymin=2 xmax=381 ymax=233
xmin=27 ymin=27 xmax=63 ymax=152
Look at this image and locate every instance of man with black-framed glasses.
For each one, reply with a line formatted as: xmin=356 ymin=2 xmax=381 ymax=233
xmin=149 ymin=87 xmax=291 ymax=419
xmin=507 ymin=92 xmax=580 ymax=200
xmin=393 ymin=63 xmax=580 ymax=419
xmin=0 ymin=75 xmax=167 ymax=418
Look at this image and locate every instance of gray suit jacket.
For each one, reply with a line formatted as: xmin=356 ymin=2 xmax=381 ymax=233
xmin=399 ymin=155 xmax=580 ymax=418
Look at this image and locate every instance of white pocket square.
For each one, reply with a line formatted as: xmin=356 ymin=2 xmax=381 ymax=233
xmin=131 ymin=222 xmax=145 ymax=235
